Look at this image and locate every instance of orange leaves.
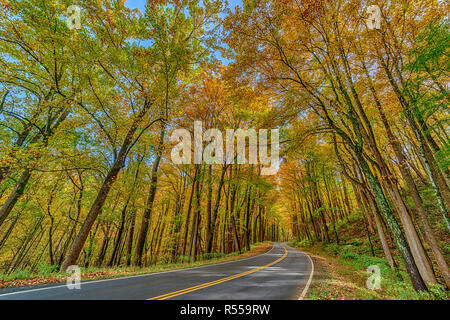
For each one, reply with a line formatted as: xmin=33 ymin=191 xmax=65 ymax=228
xmin=104 ymin=9 xmax=116 ymax=28
xmin=290 ymin=0 xmax=327 ymax=22
xmin=0 ymin=0 xmax=10 ymax=10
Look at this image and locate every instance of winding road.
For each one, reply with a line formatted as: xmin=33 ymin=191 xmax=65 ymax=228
xmin=0 ymin=243 xmax=314 ymax=300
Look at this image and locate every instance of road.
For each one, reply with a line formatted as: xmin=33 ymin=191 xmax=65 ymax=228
xmin=0 ymin=243 xmax=314 ymax=300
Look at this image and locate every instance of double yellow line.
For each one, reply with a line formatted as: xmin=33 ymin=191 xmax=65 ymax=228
xmin=147 ymin=246 xmax=288 ymax=300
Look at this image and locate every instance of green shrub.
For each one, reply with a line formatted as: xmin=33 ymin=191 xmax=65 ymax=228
xmin=342 ymin=244 xmax=354 ymax=253
xmin=342 ymin=252 xmax=359 ymax=260
xmin=175 ymin=255 xmax=190 ymax=263
xmin=37 ymin=264 xmax=59 ymax=275
xmin=427 ymin=283 xmax=448 ymax=300
xmin=326 ymin=244 xmax=341 ymax=255
xmin=3 ymin=269 xmax=32 ymax=280
xmin=202 ymin=253 xmax=225 ymax=260
xmin=296 ymin=239 xmax=313 ymax=247
xmin=350 ymin=238 xmax=363 ymax=246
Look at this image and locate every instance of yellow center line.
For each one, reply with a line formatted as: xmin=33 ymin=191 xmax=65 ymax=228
xmin=147 ymin=246 xmax=288 ymax=300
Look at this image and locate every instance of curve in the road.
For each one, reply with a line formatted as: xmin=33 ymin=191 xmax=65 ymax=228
xmin=148 ymin=246 xmax=289 ymax=300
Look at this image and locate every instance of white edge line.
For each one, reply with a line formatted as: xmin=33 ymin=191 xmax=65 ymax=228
xmin=0 ymin=244 xmax=277 ymax=297
xmin=298 ymin=251 xmax=314 ymax=300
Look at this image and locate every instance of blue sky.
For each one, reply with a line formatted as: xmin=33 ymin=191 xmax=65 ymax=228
xmin=125 ymin=0 xmax=243 ymax=11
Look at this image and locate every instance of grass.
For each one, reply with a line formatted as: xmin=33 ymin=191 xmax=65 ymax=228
xmin=0 ymin=242 xmax=272 ymax=289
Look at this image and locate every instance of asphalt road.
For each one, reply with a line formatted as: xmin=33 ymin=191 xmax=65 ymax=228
xmin=0 ymin=243 xmax=314 ymax=300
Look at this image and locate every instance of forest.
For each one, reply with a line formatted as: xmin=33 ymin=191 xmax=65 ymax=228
xmin=0 ymin=0 xmax=448 ymax=297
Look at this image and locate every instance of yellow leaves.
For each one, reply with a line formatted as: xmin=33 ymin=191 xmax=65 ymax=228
xmin=0 ymin=143 xmax=44 ymax=172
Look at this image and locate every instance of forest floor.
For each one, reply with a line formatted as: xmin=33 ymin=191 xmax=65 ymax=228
xmin=291 ymin=215 xmax=449 ymax=300
xmin=0 ymin=242 xmax=272 ymax=289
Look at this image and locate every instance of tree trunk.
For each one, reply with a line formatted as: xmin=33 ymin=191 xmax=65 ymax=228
xmin=134 ymin=127 xmax=165 ymax=266
xmin=357 ymin=153 xmax=427 ymax=291
xmin=206 ymin=165 xmax=228 ymax=253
